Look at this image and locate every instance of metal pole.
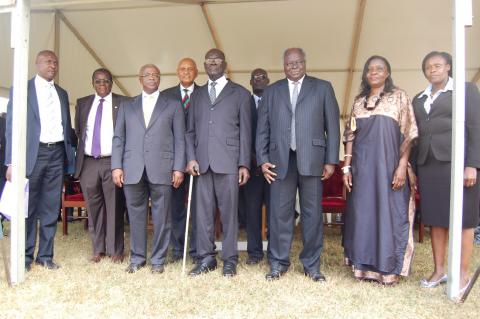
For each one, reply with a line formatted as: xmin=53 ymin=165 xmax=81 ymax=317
xmin=9 ymin=0 xmax=30 ymax=284
xmin=181 ymin=175 xmax=195 ymax=275
xmin=447 ymin=0 xmax=468 ymax=301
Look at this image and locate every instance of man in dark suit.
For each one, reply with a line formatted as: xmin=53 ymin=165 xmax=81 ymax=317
xmin=256 ymin=48 xmax=340 ymax=281
xmin=5 ymin=50 xmax=75 ymax=271
xmin=239 ymin=68 xmax=270 ymax=265
xmin=112 ymin=64 xmax=185 ymax=274
xmin=161 ymin=58 xmax=199 ymax=263
xmin=75 ymin=68 xmax=127 ymax=263
xmin=186 ymin=49 xmax=251 ymax=277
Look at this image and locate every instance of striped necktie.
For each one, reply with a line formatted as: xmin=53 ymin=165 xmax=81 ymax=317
xmin=182 ymin=89 xmax=190 ymax=110
xmin=209 ymin=81 xmax=217 ymax=104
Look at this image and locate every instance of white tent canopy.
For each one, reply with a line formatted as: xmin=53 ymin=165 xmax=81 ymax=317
xmin=1 ymin=0 xmax=479 ymax=116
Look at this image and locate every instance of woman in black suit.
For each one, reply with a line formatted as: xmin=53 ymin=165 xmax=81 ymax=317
xmin=412 ymin=51 xmax=480 ymax=296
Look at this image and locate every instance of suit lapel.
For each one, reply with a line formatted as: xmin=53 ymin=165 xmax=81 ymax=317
xmin=29 ymin=79 xmax=40 ymax=121
xmin=279 ymin=79 xmax=292 ymax=112
xmin=81 ymin=95 xmax=95 ymax=140
xmin=414 ymin=95 xmax=428 ymax=118
xmin=212 ymin=81 xmax=234 ymax=106
xmin=295 ymin=76 xmax=312 ymax=106
xmin=132 ymin=95 xmax=146 ymax=130
xmin=55 ymin=84 xmax=68 ymax=137
xmin=112 ymin=93 xmax=121 ymax=127
xmin=146 ymin=95 xmax=167 ymax=130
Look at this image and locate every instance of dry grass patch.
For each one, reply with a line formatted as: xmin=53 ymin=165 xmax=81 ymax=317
xmin=0 ymin=222 xmax=478 ymax=318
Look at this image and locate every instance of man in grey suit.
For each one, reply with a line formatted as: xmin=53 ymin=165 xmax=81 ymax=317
xmin=186 ymin=49 xmax=251 ymax=277
xmin=112 ymin=64 xmax=186 ymax=274
xmin=6 ymin=50 xmax=75 ymax=271
xmin=161 ymin=58 xmax=199 ymax=263
xmin=75 ymin=68 xmax=127 ymax=263
xmin=256 ymin=48 xmax=340 ymax=281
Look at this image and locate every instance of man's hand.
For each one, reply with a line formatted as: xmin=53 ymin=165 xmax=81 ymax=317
xmin=6 ymin=166 xmax=11 ymax=182
xmin=261 ymin=162 xmax=277 ymax=184
xmin=321 ymin=164 xmax=335 ymax=181
xmin=464 ymin=166 xmax=477 ymax=188
xmin=238 ymin=167 xmax=250 ymax=186
xmin=187 ymin=160 xmax=200 ymax=176
xmin=172 ymin=171 xmax=184 ymax=188
xmin=112 ymin=168 xmax=124 ymax=188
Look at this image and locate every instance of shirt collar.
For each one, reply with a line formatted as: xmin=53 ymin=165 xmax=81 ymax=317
xmin=94 ymin=92 xmax=112 ymax=103
xmin=142 ymin=90 xmax=160 ymax=99
xmin=287 ymin=75 xmax=305 ymax=86
xmin=35 ymin=74 xmax=55 ymax=88
xmin=208 ymin=75 xmax=227 ymax=87
xmin=180 ymin=83 xmax=195 ymax=93
xmin=418 ymin=77 xmax=453 ymax=99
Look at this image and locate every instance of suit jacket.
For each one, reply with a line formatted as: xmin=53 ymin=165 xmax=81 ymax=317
xmin=186 ymin=80 xmax=252 ymax=174
xmin=5 ymin=77 xmax=75 ymax=176
xmin=111 ymin=93 xmax=186 ymax=185
xmin=74 ymin=93 xmax=127 ymax=178
xmin=256 ymin=75 xmax=340 ymax=180
xmin=412 ymin=82 xmax=480 ymax=168
xmin=161 ymin=83 xmax=199 ymax=120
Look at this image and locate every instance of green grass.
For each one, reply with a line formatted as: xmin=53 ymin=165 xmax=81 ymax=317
xmin=0 ymin=222 xmax=478 ymax=319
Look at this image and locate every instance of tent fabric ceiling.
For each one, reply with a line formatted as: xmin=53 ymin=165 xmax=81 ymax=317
xmin=0 ymin=0 xmax=479 ymax=117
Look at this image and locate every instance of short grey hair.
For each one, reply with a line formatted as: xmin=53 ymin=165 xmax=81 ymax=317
xmin=283 ymin=48 xmax=306 ymax=61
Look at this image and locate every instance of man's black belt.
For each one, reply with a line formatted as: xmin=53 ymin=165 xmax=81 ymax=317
xmin=39 ymin=141 xmax=64 ymax=147
xmin=85 ymin=155 xmax=111 ymax=159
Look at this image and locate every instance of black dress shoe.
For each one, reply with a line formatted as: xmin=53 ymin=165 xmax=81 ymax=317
xmin=35 ymin=260 xmax=60 ymax=270
xmin=171 ymin=255 xmax=183 ymax=263
xmin=265 ymin=267 xmax=287 ymax=281
xmin=188 ymin=261 xmax=217 ymax=276
xmin=246 ymin=256 xmax=262 ymax=265
xmin=125 ymin=262 xmax=146 ymax=273
xmin=304 ymin=270 xmax=326 ymax=282
xmin=151 ymin=264 xmax=165 ymax=274
xmin=222 ymin=262 xmax=237 ymax=277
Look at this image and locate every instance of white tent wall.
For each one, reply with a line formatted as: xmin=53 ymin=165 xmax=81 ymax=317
xmin=1 ymin=0 xmax=479 ymax=114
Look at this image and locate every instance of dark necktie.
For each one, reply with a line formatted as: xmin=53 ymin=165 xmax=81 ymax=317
xmin=91 ymin=98 xmax=104 ymax=158
xmin=182 ymin=89 xmax=190 ymax=110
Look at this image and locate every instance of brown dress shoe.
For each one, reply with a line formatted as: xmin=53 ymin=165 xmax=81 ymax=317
xmin=111 ymin=255 xmax=124 ymax=263
xmin=90 ymin=253 xmax=105 ymax=263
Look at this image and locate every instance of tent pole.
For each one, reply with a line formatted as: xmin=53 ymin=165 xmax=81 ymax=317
xmin=447 ymin=0 xmax=470 ymax=301
xmin=341 ymin=0 xmax=367 ymax=119
xmin=54 ymin=9 xmax=60 ymax=83
xmin=10 ymin=0 xmax=30 ymax=285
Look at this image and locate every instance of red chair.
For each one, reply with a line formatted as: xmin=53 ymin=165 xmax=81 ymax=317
xmin=321 ymin=162 xmax=347 ymax=226
xmin=61 ymin=180 xmax=87 ymax=235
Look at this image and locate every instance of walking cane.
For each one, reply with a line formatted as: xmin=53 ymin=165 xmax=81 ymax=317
xmin=181 ymin=166 xmax=198 ymax=275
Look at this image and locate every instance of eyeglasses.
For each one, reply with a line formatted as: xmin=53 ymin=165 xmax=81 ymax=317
xmin=285 ymin=60 xmax=305 ymax=68
xmin=140 ymin=73 xmax=160 ymax=79
xmin=94 ymin=79 xmax=112 ymax=85
xmin=205 ymin=58 xmax=223 ymax=64
xmin=252 ymin=74 xmax=267 ymax=80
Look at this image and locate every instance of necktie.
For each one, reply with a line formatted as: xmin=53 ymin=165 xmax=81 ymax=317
xmin=91 ymin=98 xmax=104 ymax=158
xmin=291 ymin=81 xmax=299 ymax=151
xmin=182 ymin=89 xmax=190 ymax=110
xmin=209 ymin=81 xmax=217 ymax=104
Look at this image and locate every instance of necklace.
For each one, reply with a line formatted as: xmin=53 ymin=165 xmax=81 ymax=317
xmin=364 ymin=92 xmax=384 ymax=110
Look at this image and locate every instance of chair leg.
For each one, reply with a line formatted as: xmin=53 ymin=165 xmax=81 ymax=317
xmin=261 ymin=204 xmax=267 ymax=241
xmin=419 ymin=223 xmax=425 ymax=243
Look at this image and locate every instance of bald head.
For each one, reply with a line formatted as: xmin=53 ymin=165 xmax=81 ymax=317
xmin=177 ymin=58 xmax=198 ymax=88
xmin=35 ymin=50 xmax=58 ymax=81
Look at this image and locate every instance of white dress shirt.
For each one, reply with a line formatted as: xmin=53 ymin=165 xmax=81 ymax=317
xmin=288 ymin=75 xmax=305 ymax=102
xmin=35 ymin=75 xmax=64 ymax=143
xmin=84 ymin=93 xmax=114 ymax=156
xmin=418 ymin=77 xmax=453 ymax=114
xmin=208 ymin=75 xmax=228 ymax=98
xmin=143 ymin=90 xmax=159 ymax=126
xmin=180 ymin=83 xmax=195 ymax=98
xmin=253 ymin=94 xmax=262 ymax=109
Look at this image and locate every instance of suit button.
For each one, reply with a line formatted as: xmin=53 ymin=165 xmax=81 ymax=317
xmin=210 ymin=108 xmax=214 ymax=111
xmin=209 ymin=121 xmax=213 ymax=124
